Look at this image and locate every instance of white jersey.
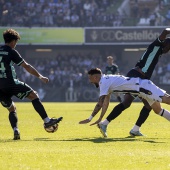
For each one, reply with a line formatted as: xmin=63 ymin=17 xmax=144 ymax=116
xmin=99 ymin=74 xmax=166 ymax=106
xmin=99 ymin=75 xmax=140 ymax=96
xmin=138 ymin=79 xmax=166 ymax=105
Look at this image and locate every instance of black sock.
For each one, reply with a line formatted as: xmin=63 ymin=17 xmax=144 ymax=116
xmin=107 ymin=103 xmax=126 ymax=122
xmin=32 ymin=98 xmax=48 ymax=120
xmin=135 ymin=106 xmax=151 ymax=127
xmin=9 ymin=111 xmax=18 ymax=129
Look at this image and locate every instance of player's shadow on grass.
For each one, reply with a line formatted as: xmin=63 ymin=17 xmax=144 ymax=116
xmin=0 ymin=139 xmax=33 ymax=142
xmin=124 ymin=136 xmax=163 ymax=144
xmin=0 ymin=138 xmax=51 ymax=143
xmin=61 ymin=137 xmax=164 ymax=143
xmin=33 ymin=137 xmax=165 ymax=144
xmin=0 ymin=137 xmax=166 ymax=143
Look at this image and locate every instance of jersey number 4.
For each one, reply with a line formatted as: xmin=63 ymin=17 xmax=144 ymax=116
xmin=0 ymin=56 xmax=5 ymax=71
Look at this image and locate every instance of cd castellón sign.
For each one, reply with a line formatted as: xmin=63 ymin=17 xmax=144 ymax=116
xmin=85 ymin=27 xmax=163 ymax=45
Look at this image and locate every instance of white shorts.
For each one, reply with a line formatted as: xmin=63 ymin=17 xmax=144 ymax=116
xmin=138 ymin=79 xmax=166 ymax=106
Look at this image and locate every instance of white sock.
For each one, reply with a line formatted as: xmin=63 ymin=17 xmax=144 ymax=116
xmin=44 ymin=117 xmax=51 ymax=123
xmin=159 ymin=109 xmax=170 ymax=121
xmin=132 ymin=125 xmax=140 ymax=132
xmin=101 ymin=119 xmax=110 ymax=125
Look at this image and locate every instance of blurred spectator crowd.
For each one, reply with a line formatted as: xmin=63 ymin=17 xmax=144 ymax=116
xmin=15 ymin=51 xmax=170 ymax=92
xmin=15 ymin=52 xmax=124 ymax=101
xmin=130 ymin=0 xmax=170 ymax=26
xmin=2 ymin=0 xmax=170 ymax=101
xmin=0 ymin=0 xmax=123 ymax=27
xmin=1 ymin=0 xmax=170 ymax=27
xmin=16 ymin=52 xmax=107 ymax=90
xmin=152 ymin=53 xmax=170 ymax=85
xmin=13 ymin=50 xmax=170 ymax=101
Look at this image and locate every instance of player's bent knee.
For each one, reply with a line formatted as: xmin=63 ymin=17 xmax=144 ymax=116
xmin=1 ymin=99 xmax=13 ymax=109
xmin=122 ymin=101 xmax=132 ymax=108
xmin=27 ymin=91 xmax=39 ymax=100
xmin=8 ymin=103 xmax=16 ymax=112
xmin=151 ymin=104 xmax=162 ymax=114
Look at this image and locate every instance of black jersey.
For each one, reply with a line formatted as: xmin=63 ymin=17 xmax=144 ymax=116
xmin=135 ymin=38 xmax=164 ymax=79
xmin=105 ymin=64 xmax=119 ymax=75
xmin=0 ymin=45 xmax=24 ymax=88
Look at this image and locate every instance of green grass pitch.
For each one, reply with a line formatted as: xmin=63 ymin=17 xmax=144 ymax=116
xmin=0 ymin=102 xmax=170 ymax=170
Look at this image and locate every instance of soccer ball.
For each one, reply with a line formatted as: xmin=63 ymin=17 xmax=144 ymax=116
xmin=44 ymin=123 xmax=58 ymax=133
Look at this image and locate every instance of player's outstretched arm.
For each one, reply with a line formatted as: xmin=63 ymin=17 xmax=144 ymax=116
xmin=79 ymin=95 xmax=106 ymax=125
xmin=20 ymin=61 xmax=49 ymax=83
xmin=90 ymin=94 xmax=110 ymax=126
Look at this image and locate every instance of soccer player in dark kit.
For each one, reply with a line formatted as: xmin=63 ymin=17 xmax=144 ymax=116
xmin=0 ymin=29 xmax=63 ymax=140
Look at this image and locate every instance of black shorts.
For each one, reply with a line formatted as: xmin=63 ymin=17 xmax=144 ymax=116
xmin=0 ymin=80 xmax=33 ymax=108
xmin=126 ymin=69 xmax=147 ymax=79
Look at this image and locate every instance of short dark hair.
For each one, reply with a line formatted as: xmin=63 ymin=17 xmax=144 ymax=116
xmin=88 ymin=68 xmax=102 ymax=75
xmin=3 ymin=29 xmax=20 ymax=43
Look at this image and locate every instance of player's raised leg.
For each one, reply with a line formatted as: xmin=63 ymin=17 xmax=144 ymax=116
xmin=27 ymin=91 xmax=63 ymax=131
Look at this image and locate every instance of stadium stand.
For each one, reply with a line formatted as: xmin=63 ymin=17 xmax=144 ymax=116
xmin=13 ymin=49 xmax=170 ymax=102
xmin=1 ymin=0 xmax=170 ymax=102
xmin=1 ymin=0 xmax=169 ymax=27
xmin=0 ymin=0 xmax=125 ymax=27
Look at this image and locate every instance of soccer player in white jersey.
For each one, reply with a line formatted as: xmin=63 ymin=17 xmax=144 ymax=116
xmin=80 ymin=68 xmax=170 ymax=138
xmin=80 ymin=28 xmax=170 ymax=137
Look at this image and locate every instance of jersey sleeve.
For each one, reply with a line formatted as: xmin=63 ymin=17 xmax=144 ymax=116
xmin=99 ymin=81 xmax=110 ymax=96
xmin=11 ymin=49 xmax=24 ymax=66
